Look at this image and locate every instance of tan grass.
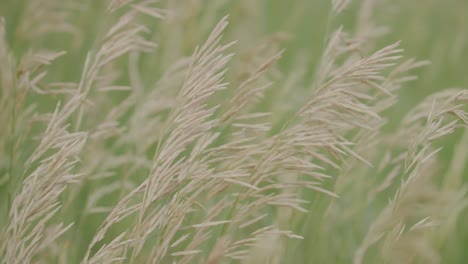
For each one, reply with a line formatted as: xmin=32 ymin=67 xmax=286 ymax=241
xmin=0 ymin=0 xmax=467 ymax=263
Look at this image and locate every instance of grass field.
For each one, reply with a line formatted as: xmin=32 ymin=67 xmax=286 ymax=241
xmin=1 ymin=0 xmax=467 ymax=263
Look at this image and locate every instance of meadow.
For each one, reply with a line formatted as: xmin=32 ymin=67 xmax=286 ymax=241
xmin=0 ymin=0 xmax=467 ymax=263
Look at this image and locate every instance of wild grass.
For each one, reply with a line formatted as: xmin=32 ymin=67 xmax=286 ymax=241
xmin=0 ymin=0 xmax=467 ymax=263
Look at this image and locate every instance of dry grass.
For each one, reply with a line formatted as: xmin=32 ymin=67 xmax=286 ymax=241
xmin=0 ymin=0 xmax=467 ymax=263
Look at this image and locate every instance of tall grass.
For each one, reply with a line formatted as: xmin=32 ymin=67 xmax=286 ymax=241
xmin=0 ymin=0 xmax=467 ymax=263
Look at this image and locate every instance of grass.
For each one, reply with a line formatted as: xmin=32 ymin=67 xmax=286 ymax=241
xmin=0 ymin=0 xmax=467 ymax=263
